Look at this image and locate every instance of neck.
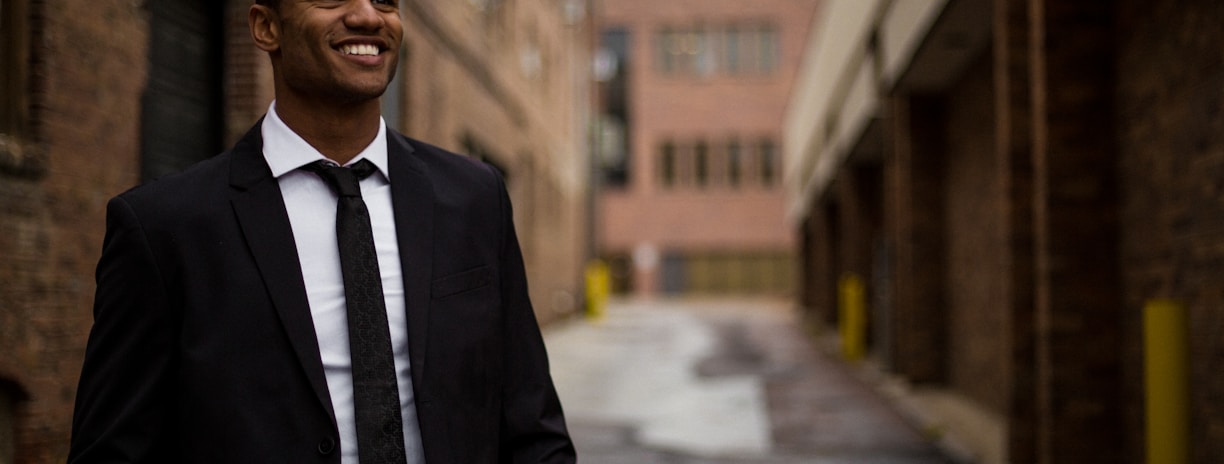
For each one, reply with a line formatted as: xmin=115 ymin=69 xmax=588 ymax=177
xmin=274 ymin=92 xmax=382 ymax=166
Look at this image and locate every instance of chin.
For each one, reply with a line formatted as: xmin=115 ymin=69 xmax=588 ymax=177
xmin=327 ymin=83 xmax=390 ymax=104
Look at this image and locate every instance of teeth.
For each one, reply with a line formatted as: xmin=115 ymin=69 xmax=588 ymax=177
xmin=341 ymin=44 xmax=379 ymax=56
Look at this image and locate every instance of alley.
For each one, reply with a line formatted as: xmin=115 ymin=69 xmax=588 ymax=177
xmin=546 ymin=299 xmax=952 ymax=464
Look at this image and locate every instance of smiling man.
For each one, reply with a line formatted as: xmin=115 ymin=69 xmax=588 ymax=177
xmin=67 ymin=1 xmax=575 ymax=463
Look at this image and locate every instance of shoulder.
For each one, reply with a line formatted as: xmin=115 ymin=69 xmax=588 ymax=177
xmin=118 ymin=121 xmax=267 ymax=211
xmin=114 ymin=150 xmax=235 ymax=218
xmin=389 ymin=130 xmax=505 ymax=194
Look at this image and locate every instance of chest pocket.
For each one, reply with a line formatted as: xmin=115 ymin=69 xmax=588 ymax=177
xmin=430 ymin=265 xmax=493 ymax=300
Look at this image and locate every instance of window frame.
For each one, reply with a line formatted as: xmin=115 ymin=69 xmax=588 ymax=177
xmin=0 ymin=0 xmax=42 ymax=178
xmin=693 ymin=139 xmax=709 ymax=188
xmin=659 ymin=140 xmax=677 ymax=188
xmin=758 ymin=137 xmax=778 ymax=187
xmin=726 ymin=137 xmax=742 ymax=188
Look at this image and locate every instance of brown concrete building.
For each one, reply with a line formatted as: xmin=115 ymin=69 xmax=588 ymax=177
xmin=0 ymin=0 xmax=592 ymax=461
xmin=593 ymin=0 xmax=820 ymax=297
xmin=786 ymin=0 xmax=1224 ymax=462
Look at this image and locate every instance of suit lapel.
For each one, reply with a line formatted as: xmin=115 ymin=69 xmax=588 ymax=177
xmin=387 ymin=130 xmax=435 ymax=390
xmin=227 ymin=123 xmax=336 ymax=420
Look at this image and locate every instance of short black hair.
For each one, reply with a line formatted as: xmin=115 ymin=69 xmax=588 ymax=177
xmin=255 ymin=0 xmax=279 ymax=9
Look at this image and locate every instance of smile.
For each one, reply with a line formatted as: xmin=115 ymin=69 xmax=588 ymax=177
xmin=338 ymin=44 xmax=381 ymax=56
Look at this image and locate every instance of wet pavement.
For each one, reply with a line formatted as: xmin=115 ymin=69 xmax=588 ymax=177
xmin=545 ymin=298 xmax=953 ymax=464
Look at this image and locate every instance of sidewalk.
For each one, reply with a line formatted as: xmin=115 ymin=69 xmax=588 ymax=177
xmin=544 ymin=298 xmax=953 ymax=463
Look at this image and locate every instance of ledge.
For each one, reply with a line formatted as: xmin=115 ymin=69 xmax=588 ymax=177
xmin=0 ymin=133 xmax=46 ymax=179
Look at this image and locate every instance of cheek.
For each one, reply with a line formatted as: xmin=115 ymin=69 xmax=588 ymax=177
xmin=385 ymin=17 xmax=404 ymax=41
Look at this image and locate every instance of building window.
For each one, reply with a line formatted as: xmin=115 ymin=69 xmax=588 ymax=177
xmin=724 ymin=26 xmax=741 ymax=74
xmin=726 ymin=138 xmax=742 ymax=188
xmin=657 ymin=28 xmax=696 ymax=75
xmin=759 ymin=138 xmax=777 ymax=187
xmin=1 ymin=0 xmax=35 ymax=176
xmin=0 ymin=0 xmax=28 ymax=136
xmin=659 ymin=141 xmax=677 ymax=188
xmin=141 ymin=0 xmax=225 ymax=180
xmin=656 ymin=21 xmax=778 ymax=77
xmin=599 ymin=28 xmax=631 ymax=188
xmin=657 ymin=27 xmax=675 ymax=73
xmin=694 ymin=140 xmax=709 ymax=187
xmin=692 ymin=27 xmax=717 ymax=77
xmin=756 ymin=25 xmax=779 ymax=74
xmin=656 ymin=22 xmax=778 ymax=78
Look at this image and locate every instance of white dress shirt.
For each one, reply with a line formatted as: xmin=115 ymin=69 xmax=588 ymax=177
xmin=261 ymin=102 xmax=424 ymax=464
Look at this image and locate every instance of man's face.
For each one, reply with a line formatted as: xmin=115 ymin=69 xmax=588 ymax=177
xmin=267 ymin=0 xmax=403 ymax=105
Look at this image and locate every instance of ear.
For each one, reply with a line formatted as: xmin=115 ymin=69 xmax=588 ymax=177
xmin=249 ymin=5 xmax=281 ymax=53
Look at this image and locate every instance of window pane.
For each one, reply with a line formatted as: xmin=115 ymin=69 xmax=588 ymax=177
xmin=759 ymin=26 xmax=779 ymax=74
xmin=0 ymin=0 xmax=27 ymax=135
xmin=727 ymin=138 xmax=742 ymax=188
xmin=742 ymin=28 xmax=760 ymax=73
xmin=724 ymin=26 xmax=741 ymax=74
xmin=680 ymin=31 xmax=698 ymax=74
xmin=656 ymin=28 xmax=674 ymax=74
xmin=695 ymin=29 xmax=717 ymax=77
xmin=660 ymin=141 xmax=676 ymax=187
xmin=759 ymin=138 xmax=777 ymax=187
xmin=694 ymin=140 xmax=709 ymax=187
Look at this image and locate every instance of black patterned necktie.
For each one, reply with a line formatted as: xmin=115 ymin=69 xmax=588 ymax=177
xmin=306 ymin=159 xmax=407 ymax=464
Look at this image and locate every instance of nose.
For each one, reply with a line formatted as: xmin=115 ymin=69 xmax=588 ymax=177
xmin=343 ymin=0 xmax=385 ymax=31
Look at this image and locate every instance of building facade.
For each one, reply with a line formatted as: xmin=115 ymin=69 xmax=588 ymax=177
xmin=594 ymin=0 xmax=820 ymax=297
xmin=786 ymin=0 xmax=1224 ymax=462
xmin=0 ymin=0 xmax=592 ymax=461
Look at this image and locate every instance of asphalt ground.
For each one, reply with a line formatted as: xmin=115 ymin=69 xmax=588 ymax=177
xmin=544 ymin=298 xmax=953 ymax=464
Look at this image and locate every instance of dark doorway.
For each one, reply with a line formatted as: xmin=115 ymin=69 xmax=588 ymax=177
xmin=141 ymin=0 xmax=225 ymax=180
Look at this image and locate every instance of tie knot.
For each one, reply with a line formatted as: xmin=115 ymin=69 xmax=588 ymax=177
xmin=306 ymin=159 xmax=377 ymax=197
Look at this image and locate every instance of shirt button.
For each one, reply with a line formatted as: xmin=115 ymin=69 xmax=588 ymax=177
xmin=317 ymin=438 xmax=336 ymax=455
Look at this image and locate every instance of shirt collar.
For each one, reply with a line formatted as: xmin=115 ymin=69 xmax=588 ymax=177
xmin=261 ymin=101 xmax=390 ymax=180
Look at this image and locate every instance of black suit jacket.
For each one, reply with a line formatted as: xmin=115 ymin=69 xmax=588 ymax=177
xmin=69 ymin=123 xmax=575 ymax=463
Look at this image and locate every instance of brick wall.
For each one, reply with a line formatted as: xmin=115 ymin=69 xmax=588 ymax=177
xmin=941 ymin=54 xmax=1009 ymax=413
xmin=799 ymin=0 xmax=1224 ymax=460
xmin=803 ymin=196 xmax=840 ymax=326
xmin=398 ymin=0 xmax=592 ymax=321
xmin=885 ymin=94 xmax=948 ymax=384
xmin=224 ymin=1 xmax=274 ymax=146
xmin=0 ymin=1 xmax=149 ymax=462
xmin=1030 ymin=1 xmax=1124 ymax=461
xmin=1115 ymin=2 xmax=1224 ymax=462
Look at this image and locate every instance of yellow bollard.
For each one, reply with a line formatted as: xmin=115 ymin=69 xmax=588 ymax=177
xmin=584 ymin=260 xmax=610 ymax=321
xmin=1144 ymin=299 xmax=1189 ymax=464
xmin=838 ymin=273 xmax=866 ymax=362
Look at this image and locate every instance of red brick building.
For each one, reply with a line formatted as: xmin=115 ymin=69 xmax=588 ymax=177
xmin=787 ymin=0 xmax=1224 ymax=462
xmin=0 ymin=0 xmax=592 ymax=461
xmin=594 ymin=0 xmax=820 ymax=297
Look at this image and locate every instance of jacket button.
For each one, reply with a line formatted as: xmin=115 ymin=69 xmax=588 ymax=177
xmin=317 ymin=438 xmax=336 ymax=455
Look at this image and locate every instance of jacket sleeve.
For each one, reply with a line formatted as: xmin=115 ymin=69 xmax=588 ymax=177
xmin=69 ymin=196 xmax=177 ymax=463
xmin=491 ymin=169 xmax=577 ymax=464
